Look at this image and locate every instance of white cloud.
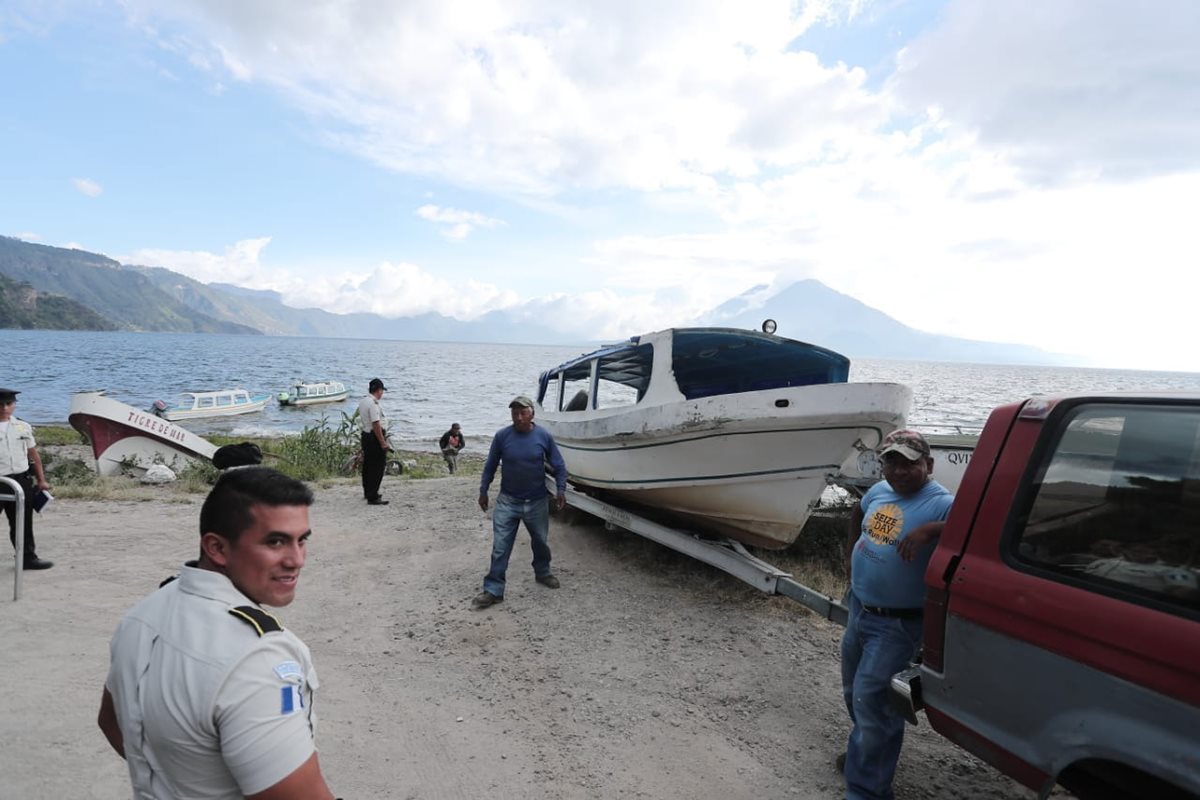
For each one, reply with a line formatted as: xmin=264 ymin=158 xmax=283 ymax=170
xmin=12 ymin=232 xmax=41 ymax=241
xmin=72 ymin=177 xmax=103 ymax=197
xmin=415 ymin=204 xmax=504 ymax=240
xmin=888 ymin=0 xmax=1200 ymax=184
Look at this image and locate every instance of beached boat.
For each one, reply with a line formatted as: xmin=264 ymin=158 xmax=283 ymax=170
xmin=535 ymin=326 xmax=913 ymax=549
xmin=834 ymin=430 xmax=977 ymax=496
xmin=151 ymin=388 xmax=271 ymax=421
xmin=277 ymin=380 xmax=349 ymax=407
xmin=69 ymin=391 xmax=218 ymax=476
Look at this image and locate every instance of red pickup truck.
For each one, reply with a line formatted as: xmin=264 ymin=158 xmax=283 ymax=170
xmin=891 ymin=393 xmax=1200 ymax=799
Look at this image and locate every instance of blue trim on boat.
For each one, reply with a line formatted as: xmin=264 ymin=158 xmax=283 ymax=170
xmin=553 ymin=425 xmax=881 ymax=453
xmin=568 ymin=462 xmax=844 ymax=487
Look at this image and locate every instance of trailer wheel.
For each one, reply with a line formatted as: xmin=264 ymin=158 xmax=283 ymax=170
xmin=385 ymin=460 xmax=404 ymax=476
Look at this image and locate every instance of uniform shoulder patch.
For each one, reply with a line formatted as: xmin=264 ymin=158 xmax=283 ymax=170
xmin=228 ymin=605 xmax=284 ymax=636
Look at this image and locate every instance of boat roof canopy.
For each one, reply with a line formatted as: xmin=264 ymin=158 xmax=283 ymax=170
xmin=671 ymin=329 xmax=849 ymax=399
xmin=538 ymin=328 xmax=850 ymax=402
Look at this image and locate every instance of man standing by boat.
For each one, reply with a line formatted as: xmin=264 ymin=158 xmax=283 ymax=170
xmin=840 ymin=429 xmax=953 ymax=800
xmin=0 ymin=387 xmax=53 ymax=570
xmin=474 ymin=396 xmax=568 ymax=610
xmin=358 ymin=378 xmax=391 ymax=506
xmin=97 ymin=467 xmax=337 ymax=799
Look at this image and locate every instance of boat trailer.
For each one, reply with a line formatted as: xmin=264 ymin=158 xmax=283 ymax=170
xmin=550 ymin=478 xmax=849 ymax=627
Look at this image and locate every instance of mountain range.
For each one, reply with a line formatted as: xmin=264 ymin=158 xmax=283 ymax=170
xmin=0 ymin=235 xmax=1064 ymax=365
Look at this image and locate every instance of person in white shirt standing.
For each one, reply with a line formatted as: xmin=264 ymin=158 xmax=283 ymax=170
xmin=0 ymin=387 xmax=53 ymax=570
xmin=97 ymin=467 xmax=337 ymax=800
xmin=357 ymin=377 xmax=391 ymax=505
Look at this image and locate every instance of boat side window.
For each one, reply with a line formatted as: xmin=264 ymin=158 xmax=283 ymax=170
xmin=541 ymin=374 xmax=562 ymax=411
xmin=198 ymin=396 xmax=215 ymax=409
xmin=1011 ymin=403 xmax=1200 ymax=616
xmin=562 ymin=372 xmax=591 ymax=412
xmin=595 ymin=345 xmax=652 ymax=410
xmin=217 ymin=395 xmax=231 ymax=407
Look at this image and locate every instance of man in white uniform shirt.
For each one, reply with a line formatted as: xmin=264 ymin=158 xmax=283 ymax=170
xmin=97 ymin=467 xmax=337 ymax=800
xmin=0 ymin=387 xmax=53 ymax=570
xmin=357 ymin=377 xmax=391 ymax=505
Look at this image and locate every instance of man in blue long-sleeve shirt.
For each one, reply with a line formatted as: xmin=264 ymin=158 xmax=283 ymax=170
xmin=474 ymin=395 xmax=568 ymax=610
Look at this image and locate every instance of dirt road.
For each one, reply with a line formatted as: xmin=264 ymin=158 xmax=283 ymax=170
xmin=0 ymin=475 xmax=1034 ymax=798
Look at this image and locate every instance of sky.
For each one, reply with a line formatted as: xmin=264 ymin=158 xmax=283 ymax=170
xmin=2 ymin=1 xmax=1198 ymax=370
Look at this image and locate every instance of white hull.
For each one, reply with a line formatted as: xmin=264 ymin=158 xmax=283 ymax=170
xmin=540 ymin=382 xmax=912 ymax=548
xmin=836 ymin=432 xmax=976 ymax=496
xmin=69 ymin=392 xmax=218 ymax=476
xmin=278 ymin=381 xmax=349 ymax=407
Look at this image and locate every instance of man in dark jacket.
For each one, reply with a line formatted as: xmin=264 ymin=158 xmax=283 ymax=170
xmin=439 ymin=423 xmax=466 ymax=474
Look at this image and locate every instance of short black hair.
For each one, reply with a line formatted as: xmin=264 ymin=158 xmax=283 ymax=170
xmin=199 ymin=467 xmax=314 ymax=543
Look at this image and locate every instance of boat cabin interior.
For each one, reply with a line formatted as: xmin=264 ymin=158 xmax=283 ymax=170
xmin=538 ymin=328 xmax=851 ymax=412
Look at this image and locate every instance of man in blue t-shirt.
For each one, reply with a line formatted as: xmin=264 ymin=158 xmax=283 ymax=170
xmin=474 ymin=395 xmax=568 ymax=610
xmin=840 ymin=429 xmax=954 ymax=800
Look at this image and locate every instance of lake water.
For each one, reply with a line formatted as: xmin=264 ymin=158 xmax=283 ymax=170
xmin=5 ymin=329 xmax=1200 ymax=451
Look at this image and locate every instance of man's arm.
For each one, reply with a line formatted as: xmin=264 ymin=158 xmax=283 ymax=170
xmin=245 ymin=752 xmax=335 ymax=800
xmin=545 ymin=433 xmax=568 ymax=509
xmin=845 ymin=503 xmax=864 ymax=582
xmin=27 ymin=446 xmax=49 ymax=490
xmin=478 ymin=434 xmax=502 ymax=510
xmin=896 ymin=520 xmax=945 ymax=562
xmin=371 ymin=420 xmax=389 ymax=450
xmin=97 ymin=688 xmax=125 ymax=758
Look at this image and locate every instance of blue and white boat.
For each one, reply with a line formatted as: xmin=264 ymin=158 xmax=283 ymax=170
xmin=277 ymin=380 xmax=349 ymax=407
xmin=535 ymin=325 xmax=912 ymax=549
xmin=151 ymin=388 xmax=271 ymax=421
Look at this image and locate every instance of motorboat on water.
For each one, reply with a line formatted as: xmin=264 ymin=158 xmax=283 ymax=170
xmin=151 ymin=388 xmax=271 ymax=421
xmin=69 ymin=391 xmax=218 ymax=476
xmin=277 ymin=380 xmax=349 ymax=407
xmin=534 ymin=325 xmax=912 ymax=549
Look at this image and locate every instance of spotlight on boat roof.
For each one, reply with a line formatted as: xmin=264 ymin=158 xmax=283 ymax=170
xmin=761 ymin=319 xmax=777 ymax=335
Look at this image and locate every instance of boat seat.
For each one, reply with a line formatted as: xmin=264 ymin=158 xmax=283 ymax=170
xmin=565 ymin=390 xmax=589 ymax=411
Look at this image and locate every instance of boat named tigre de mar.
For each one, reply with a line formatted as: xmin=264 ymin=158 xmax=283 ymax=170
xmin=69 ymin=391 xmax=217 ymax=476
xmin=535 ymin=326 xmax=913 ymax=549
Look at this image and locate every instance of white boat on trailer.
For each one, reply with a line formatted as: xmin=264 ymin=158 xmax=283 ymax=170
xmin=151 ymin=388 xmax=271 ymax=421
xmin=69 ymin=391 xmax=217 ymax=476
xmin=535 ymin=325 xmax=912 ymax=550
xmin=277 ymin=380 xmax=349 ymax=407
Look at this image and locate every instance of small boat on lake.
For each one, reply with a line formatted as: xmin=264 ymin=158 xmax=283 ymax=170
xmin=69 ymin=391 xmax=218 ymax=476
xmin=151 ymin=388 xmax=271 ymax=421
xmin=277 ymin=380 xmax=349 ymax=407
xmin=534 ymin=325 xmax=912 ymax=549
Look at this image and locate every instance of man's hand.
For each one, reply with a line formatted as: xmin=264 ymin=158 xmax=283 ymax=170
xmin=478 ymin=494 xmax=489 ymax=512
xmin=555 ymin=493 xmax=566 ymax=512
xmin=897 ymin=521 xmax=944 ymax=562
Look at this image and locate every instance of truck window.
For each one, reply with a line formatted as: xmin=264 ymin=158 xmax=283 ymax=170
xmin=1012 ymin=403 xmax=1200 ymax=616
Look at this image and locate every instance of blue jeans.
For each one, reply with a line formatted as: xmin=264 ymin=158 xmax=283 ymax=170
xmin=483 ymin=493 xmax=552 ymax=597
xmin=840 ymin=593 xmax=923 ymax=800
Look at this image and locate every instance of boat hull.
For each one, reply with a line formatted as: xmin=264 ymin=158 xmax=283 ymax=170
xmin=539 ymin=382 xmax=912 ymax=549
xmin=278 ymin=391 xmax=349 ymax=407
xmin=69 ymin=392 xmax=218 ymax=476
xmin=835 ymin=431 xmax=976 ymax=496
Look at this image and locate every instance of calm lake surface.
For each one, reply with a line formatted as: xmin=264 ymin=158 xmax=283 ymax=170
xmin=5 ymin=330 xmax=1200 ymax=451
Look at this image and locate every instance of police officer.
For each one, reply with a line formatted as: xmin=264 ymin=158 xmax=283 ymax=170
xmin=357 ymin=377 xmax=391 ymax=505
xmin=0 ymin=387 xmax=53 ymax=570
xmin=97 ymin=467 xmax=337 ymax=799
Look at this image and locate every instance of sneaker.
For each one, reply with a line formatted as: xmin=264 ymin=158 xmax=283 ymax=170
xmin=367 ymin=498 xmax=389 ymax=505
xmin=472 ymin=591 xmax=503 ymax=609
xmin=535 ymin=574 xmax=561 ymax=589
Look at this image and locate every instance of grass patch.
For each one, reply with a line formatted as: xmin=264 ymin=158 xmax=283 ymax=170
xmin=33 ymin=424 xmax=85 ymax=446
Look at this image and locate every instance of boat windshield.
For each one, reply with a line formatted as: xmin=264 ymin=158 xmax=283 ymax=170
xmin=539 ymin=342 xmax=653 ymax=410
xmin=671 ymin=329 xmax=849 ymax=400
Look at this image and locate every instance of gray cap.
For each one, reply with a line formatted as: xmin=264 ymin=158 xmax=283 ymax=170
xmin=509 ymin=395 xmax=535 ymax=409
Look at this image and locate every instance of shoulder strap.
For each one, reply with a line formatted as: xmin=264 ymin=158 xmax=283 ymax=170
xmin=228 ymin=605 xmax=284 ymax=636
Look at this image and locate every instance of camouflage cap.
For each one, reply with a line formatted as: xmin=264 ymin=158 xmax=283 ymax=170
xmin=878 ymin=429 xmax=931 ymax=461
xmin=509 ymin=395 xmax=535 ymax=409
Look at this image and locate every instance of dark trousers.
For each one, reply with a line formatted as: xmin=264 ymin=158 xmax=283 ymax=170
xmin=3 ymin=472 xmax=38 ymax=563
xmin=360 ymin=432 xmax=386 ymax=500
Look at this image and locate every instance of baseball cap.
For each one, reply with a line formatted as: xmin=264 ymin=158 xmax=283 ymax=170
xmin=368 ymin=378 xmax=387 ymax=392
xmin=509 ymin=395 xmax=535 ymax=409
xmin=878 ymin=429 xmax=931 ymax=461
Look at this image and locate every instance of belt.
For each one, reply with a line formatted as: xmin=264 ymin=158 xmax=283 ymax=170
xmin=861 ymin=604 xmax=923 ymax=619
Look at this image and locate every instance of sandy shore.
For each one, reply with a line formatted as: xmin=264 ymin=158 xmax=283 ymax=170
xmin=0 ymin=473 xmax=1033 ymax=799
